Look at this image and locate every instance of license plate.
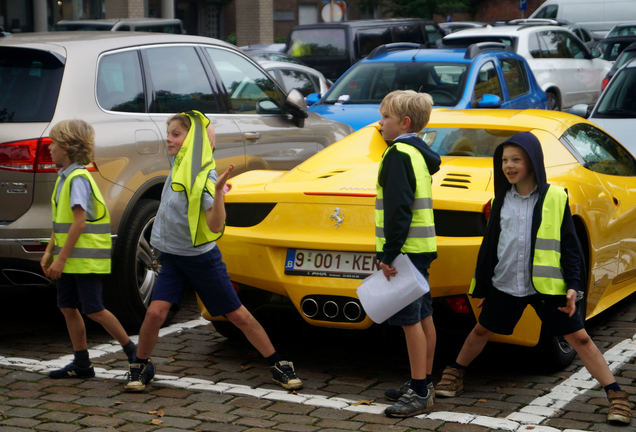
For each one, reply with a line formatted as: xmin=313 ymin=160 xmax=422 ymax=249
xmin=284 ymin=249 xmax=379 ymax=279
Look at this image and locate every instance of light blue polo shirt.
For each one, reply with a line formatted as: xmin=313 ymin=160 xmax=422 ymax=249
xmin=150 ymin=167 xmax=218 ymax=256
xmin=55 ymin=163 xmax=96 ymax=220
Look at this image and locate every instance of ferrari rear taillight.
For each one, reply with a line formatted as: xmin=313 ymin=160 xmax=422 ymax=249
xmin=445 ymin=296 xmax=471 ymax=315
xmin=483 ymin=199 xmax=492 ymax=222
xmin=601 ymin=77 xmax=610 ymax=90
xmin=0 ymin=138 xmax=57 ymax=173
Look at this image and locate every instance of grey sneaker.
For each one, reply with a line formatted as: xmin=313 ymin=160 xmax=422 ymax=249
xmin=385 ymin=381 xmax=435 ymax=408
xmin=272 ymin=360 xmax=303 ymax=390
xmin=384 ymin=388 xmax=431 ymax=418
xmin=124 ymin=360 xmax=155 ymax=392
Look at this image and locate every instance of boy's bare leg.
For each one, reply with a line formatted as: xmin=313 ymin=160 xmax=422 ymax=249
xmin=225 ymin=305 xmax=276 ymax=357
xmin=421 ymin=316 xmax=436 ymax=376
xmin=456 ymin=323 xmax=492 ymax=367
xmin=564 ymin=328 xmax=615 ymax=386
xmin=403 ymin=321 xmax=428 ymax=379
xmin=135 ymin=300 xmax=172 ymax=360
xmin=60 ymin=307 xmax=88 ymax=351
xmin=86 ymin=309 xmax=131 ymax=346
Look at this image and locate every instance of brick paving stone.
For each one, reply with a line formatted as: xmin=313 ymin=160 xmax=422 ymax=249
xmin=194 ymin=410 xmax=239 ymax=423
xmin=234 ymin=416 xmax=277 ymax=428
xmin=38 ymin=401 xmax=82 ymax=411
xmin=186 ymin=401 xmax=235 ymax=413
xmin=276 ymin=423 xmax=321 ymax=432
xmin=77 ymin=414 xmax=126 ymax=428
xmin=351 ymin=413 xmax=400 ymax=425
xmin=311 ymin=407 xmax=357 ymax=420
xmin=5 ymin=406 xmax=46 ymax=418
xmin=230 ymin=407 xmax=276 ymax=419
xmin=397 ymin=416 xmax=444 ymax=430
xmin=33 ymin=423 xmax=83 ymax=431
xmin=544 ymin=417 xmax=592 ymax=429
xmin=37 ymin=410 xmax=84 ymax=423
xmin=315 ymin=418 xmax=363 ymax=430
xmin=229 ymin=396 xmax=275 ymax=409
xmin=0 ymin=427 xmax=33 ymax=432
xmin=0 ymin=417 xmax=42 ymax=428
xmin=116 ymin=425 xmax=155 ymax=432
xmin=269 ymin=401 xmax=316 ymax=415
xmin=271 ymin=413 xmax=319 ymax=425
xmin=74 ymin=406 xmax=118 ymax=416
xmin=195 ymin=422 xmax=245 ymax=432
xmin=360 ymin=424 xmax=409 ymax=431
xmin=438 ymin=424 xmax=489 ymax=432
xmin=5 ymin=397 xmax=46 ymax=407
xmin=151 ymin=415 xmax=202 ymax=429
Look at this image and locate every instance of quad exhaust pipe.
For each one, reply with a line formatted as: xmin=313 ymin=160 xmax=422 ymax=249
xmin=300 ymin=296 xmax=364 ymax=322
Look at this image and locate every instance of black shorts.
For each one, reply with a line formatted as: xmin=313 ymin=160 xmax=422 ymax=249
xmin=56 ymin=273 xmax=105 ymax=314
xmin=387 ymin=257 xmax=433 ymax=326
xmin=478 ymin=288 xmax=584 ymax=336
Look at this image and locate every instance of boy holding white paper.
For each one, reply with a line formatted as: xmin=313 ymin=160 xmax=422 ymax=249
xmin=375 ymin=90 xmax=441 ymax=417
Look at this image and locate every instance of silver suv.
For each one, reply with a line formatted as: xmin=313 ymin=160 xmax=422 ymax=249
xmin=0 ymin=32 xmax=352 ymax=327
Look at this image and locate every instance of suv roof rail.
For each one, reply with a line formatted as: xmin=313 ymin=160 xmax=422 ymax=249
xmin=367 ymin=42 xmax=426 ymax=59
xmin=464 ymin=42 xmax=511 ymax=58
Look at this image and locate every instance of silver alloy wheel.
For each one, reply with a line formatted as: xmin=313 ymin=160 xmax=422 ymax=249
xmin=134 ymin=215 xmax=159 ymax=307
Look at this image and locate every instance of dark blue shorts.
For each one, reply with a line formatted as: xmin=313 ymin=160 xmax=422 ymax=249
xmin=387 ymin=259 xmax=433 ymax=326
xmin=56 ymin=273 xmax=105 ymax=314
xmin=478 ymin=288 xmax=584 ymax=336
xmin=153 ymin=247 xmax=242 ymax=316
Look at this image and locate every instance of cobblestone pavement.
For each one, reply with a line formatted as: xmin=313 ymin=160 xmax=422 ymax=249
xmin=0 ymin=287 xmax=633 ymax=432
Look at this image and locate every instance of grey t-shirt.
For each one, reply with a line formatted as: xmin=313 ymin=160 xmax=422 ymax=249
xmin=150 ymin=169 xmax=218 ymax=256
xmin=55 ymin=163 xmax=96 ymax=220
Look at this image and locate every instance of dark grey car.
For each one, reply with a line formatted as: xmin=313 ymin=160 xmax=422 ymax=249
xmin=0 ymin=32 xmax=352 ymax=327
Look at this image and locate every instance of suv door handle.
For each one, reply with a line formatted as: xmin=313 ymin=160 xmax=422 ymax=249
xmin=244 ymin=132 xmax=260 ymax=140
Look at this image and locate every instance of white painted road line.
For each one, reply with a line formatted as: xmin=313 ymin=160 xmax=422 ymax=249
xmin=2 ymin=317 xmax=633 ymax=432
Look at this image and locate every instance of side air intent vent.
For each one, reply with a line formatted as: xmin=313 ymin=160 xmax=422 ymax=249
xmin=434 ymin=209 xmax=486 ymax=237
xmin=440 ymin=172 xmax=471 ymax=189
xmin=225 ymin=203 xmax=276 ymax=227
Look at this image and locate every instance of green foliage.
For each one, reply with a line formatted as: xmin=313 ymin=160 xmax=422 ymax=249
xmin=224 ymin=33 xmax=237 ymax=45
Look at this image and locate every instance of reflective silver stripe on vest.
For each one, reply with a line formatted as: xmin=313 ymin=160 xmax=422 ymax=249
xmin=532 ymin=265 xmax=564 ymax=279
xmin=191 ymin=115 xmax=203 ymax=189
xmin=53 ymin=246 xmax=111 ymax=259
xmin=376 ymin=225 xmax=436 ymax=239
xmin=375 ymin=197 xmax=433 ymax=211
xmin=535 ymin=238 xmax=560 ymax=252
xmin=53 ymin=222 xmax=110 ymax=234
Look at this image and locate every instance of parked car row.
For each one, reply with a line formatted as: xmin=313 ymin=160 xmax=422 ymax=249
xmin=0 ymin=32 xmax=352 ymax=328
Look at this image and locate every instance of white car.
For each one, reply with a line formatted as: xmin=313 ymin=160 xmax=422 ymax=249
xmin=258 ymin=60 xmax=330 ymax=98
xmin=443 ymin=24 xmax=612 ymax=110
xmin=570 ymin=58 xmax=636 ymax=154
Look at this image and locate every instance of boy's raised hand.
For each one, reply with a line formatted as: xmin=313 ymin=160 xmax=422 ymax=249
xmin=558 ymin=288 xmax=577 ymax=317
xmin=216 ymin=164 xmax=234 ymax=196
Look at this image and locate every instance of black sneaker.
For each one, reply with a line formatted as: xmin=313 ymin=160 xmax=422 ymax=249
xmin=385 ymin=380 xmax=410 ymax=401
xmin=49 ymin=362 xmax=95 ymax=379
xmin=124 ymin=360 xmax=155 ymax=392
xmin=384 ymin=388 xmax=431 ymax=418
xmin=271 ymin=360 xmax=303 ymax=390
xmin=385 ymin=381 xmax=434 ymax=408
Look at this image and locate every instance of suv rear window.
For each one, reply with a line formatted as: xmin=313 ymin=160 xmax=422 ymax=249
xmin=0 ymin=47 xmax=64 ymax=122
xmin=288 ymin=28 xmax=347 ymax=58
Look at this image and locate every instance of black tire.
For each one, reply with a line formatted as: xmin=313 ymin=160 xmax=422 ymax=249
xmin=106 ymin=199 xmax=160 ymax=329
xmin=547 ymin=90 xmax=561 ymax=111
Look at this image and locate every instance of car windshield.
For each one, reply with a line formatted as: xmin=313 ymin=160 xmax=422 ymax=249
xmin=322 ymin=62 xmax=468 ymax=106
xmin=595 ymin=67 xmax=636 ymax=118
xmin=598 ymin=39 xmax=636 ymax=61
xmin=444 ymin=36 xmax=517 ymax=50
xmin=287 ymin=28 xmax=346 ymax=58
xmin=607 ymin=25 xmax=636 ymax=38
xmin=419 ymin=127 xmax=516 ymax=156
xmin=0 ymin=47 xmax=64 ymax=122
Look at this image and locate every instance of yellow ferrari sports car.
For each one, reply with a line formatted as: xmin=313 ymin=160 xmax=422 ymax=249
xmin=200 ymin=109 xmax=636 ymax=368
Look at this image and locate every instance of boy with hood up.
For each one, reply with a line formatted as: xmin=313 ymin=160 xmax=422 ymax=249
xmin=375 ymin=90 xmax=441 ymax=417
xmin=435 ymin=131 xmax=631 ymax=425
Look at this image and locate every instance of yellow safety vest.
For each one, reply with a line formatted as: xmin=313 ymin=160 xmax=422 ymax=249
xmin=375 ymin=142 xmax=436 ymax=254
xmin=170 ymin=110 xmax=221 ymax=246
xmin=51 ymin=168 xmax=111 ymax=274
xmin=468 ymin=185 xmax=568 ymax=296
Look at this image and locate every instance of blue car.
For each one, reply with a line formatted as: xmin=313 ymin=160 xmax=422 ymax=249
xmin=307 ymin=42 xmax=548 ymax=130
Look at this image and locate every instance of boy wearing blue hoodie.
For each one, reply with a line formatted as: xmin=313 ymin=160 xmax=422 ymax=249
xmin=376 ymin=90 xmax=441 ymax=418
xmin=435 ymin=132 xmax=631 ymax=425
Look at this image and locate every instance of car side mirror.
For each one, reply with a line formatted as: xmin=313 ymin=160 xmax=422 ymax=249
xmin=568 ymin=104 xmax=591 ymax=118
xmin=477 ymin=94 xmax=502 ymax=108
xmin=284 ymin=88 xmax=308 ymax=127
xmin=306 ymin=92 xmax=320 ymax=106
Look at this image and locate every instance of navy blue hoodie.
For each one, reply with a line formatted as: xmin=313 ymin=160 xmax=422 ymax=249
xmin=471 ymin=132 xmax=582 ymax=300
xmin=377 ymin=134 xmax=441 ymax=266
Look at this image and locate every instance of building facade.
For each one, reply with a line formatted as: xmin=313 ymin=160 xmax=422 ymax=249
xmin=2 ymin=0 xmax=543 ymax=43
